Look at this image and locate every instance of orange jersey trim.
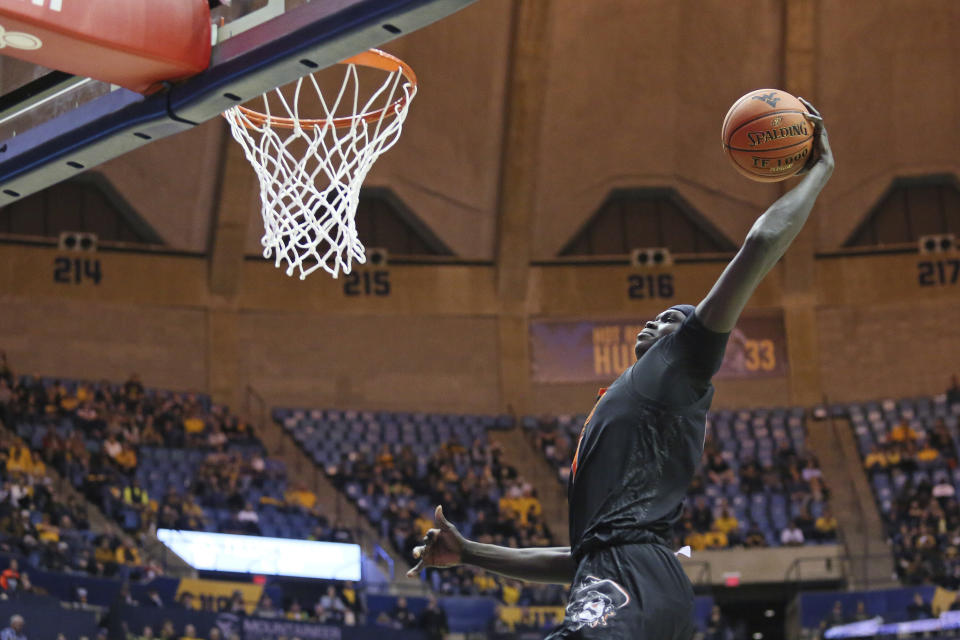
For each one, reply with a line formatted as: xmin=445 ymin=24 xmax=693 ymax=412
xmin=570 ymin=387 xmax=607 ymax=481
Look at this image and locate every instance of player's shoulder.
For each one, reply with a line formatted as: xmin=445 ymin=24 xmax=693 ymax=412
xmin=668 ymin=310 xmax=729 ymax=350
xmin=648 ymin=311 xmax=730 ymax=381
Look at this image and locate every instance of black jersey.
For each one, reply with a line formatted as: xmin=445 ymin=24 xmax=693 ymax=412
xmin=567 ymin=312 xmax=729 ymax=561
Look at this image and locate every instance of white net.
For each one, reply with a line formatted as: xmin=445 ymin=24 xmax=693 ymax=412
xmin=224 ymin=52 xmax=416 ymax=279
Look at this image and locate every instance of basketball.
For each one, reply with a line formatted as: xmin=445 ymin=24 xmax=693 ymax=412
xmin=721 ymin=88 xmax=813 ymax=182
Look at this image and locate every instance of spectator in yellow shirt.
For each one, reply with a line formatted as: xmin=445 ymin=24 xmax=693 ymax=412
xmin=123 ymin=480 xmax=149 ymax=508
xmin=703 ymin=523 xmax=729 ymax=550
xmin=3 ymin=444 xmax=45 ymax=478
xmin=472 ymin=570 xmax=498 ymax=594
xmin=94 ymin=538 xmax=116 ymax=566
xmin=36 ymin=513 xmax=60 ymax=543
xmin=683 ymin=522 xmax=707 ymax=552
xmin=59 ymin=387 xmax=80 ymax=412
xmin=890 ymin=421 xmax=918 ymax=443
xmin=514 ymin=488 xmax=542 ymax=526
xmin=115 ymin=542 xmax=141 ymax=566
xmin=883 ymin=444 xmax=902 ymax=469
xmin=414 ymin=512 xmax=433 ymax=537
xmin=498 ymin=484 xmax=542 ymax=526
xmin=284 ymin=484 xmax=317 ymax=511
xmin=501 ymin=580 xmax=520 ymax=606
xmin=498 ymin=494 xmax=519 ymax=518
xmin=6 ymin=445 xmax=33 ymax=475
xmin=75 ymin=384 xmax=92 ymax=404
xmin=714 ymin=508 xmax=740 ymax=536
xmin=183 ymin=412 xmax=205 ymax=435
xmin=815 ymin=507 xmax=838 ymax=541
xmin=917 ymin=442 xmax=941 ymax=464
xmin=115 ymin=445 xmax=137 ymax=472
xmin=863 ymin=445 xmax=887 ymax=474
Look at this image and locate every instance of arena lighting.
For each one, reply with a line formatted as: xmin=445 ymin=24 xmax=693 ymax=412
xmin=365 ymin=247 xmax=389 ymax=267
xmin=918 ymin=233 xmax=956 ymax=254
xmin=58 ymin=231 xmax=98 ymax=252
xmin=156 ymin=529 xmax=361 ymax=580
xmin=630 ymin=247 xmax=673 ymax=268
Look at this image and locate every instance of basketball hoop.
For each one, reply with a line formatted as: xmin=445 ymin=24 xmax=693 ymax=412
xmin=224 ymin=49 xmax=417 ymax=279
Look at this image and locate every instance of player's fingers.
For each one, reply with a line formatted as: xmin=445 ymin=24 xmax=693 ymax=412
xmin=797 ymin=97 xmax=821 ymax=118
xmin=405 ymin=560 xmax=424 ymax=578
xmin=435 ymin=504 xmax=451 ymax=528
xmin=423 ymin=528 xmax=439 ymax=544
xmin=412 ymin=545 xmax=425 ymax=560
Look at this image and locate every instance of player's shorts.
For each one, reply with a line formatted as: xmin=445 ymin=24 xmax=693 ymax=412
xmin=544 ymin=543 xmax=695 ymax=640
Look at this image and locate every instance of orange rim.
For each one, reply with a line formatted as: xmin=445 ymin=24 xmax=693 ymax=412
xmin=226 ymin=49 xmax=417 ymax=130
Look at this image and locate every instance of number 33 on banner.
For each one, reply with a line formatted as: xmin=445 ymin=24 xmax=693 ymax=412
xmin=743 ymin=338 xmax=776 ymax=372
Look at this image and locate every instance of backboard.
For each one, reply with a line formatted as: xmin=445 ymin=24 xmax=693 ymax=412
xmin=0 ymin=0 xmax=476 ymax=206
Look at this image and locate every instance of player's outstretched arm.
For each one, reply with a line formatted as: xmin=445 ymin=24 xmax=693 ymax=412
xmin=695 ymin=98 xmax=835 ymax=334
xmin=405 ymin=505 xmax=576 ymax=585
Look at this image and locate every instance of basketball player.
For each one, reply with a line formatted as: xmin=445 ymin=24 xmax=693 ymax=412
xmin=407 ymin=99 xmax=834 ymax=639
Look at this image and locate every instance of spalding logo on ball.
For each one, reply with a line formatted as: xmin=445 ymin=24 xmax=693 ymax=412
xmin=721 ymin=89 xmax=813 ymax=182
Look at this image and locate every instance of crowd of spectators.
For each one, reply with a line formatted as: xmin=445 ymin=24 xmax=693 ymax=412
xmin=870 ymin=416 xmax=960 ymax=587
xmin=125 ymin=622 xmax=231 ymax=640
xmin=243 ymin=582 xmax=373 ymax=629
xmin=815 ymin=598 xmax=875 ymax=638
xmin=370 ymin=594 xmax=448 ymax=638
xmin=0 ymin=435 xmax=113 ymax=576
xmin=843 ymin=378 xmax=960 ymax=592
xmin=326 ymin=434 xmax=566 ymax=605
xmin=0 ymin=358 xmax=143 ymax=582
xmin=0 ymin=359 xmax=352 ymax=549
xmin=531 ymin=413 xmax=834 ymax=550
xmin=9 ymin=373 xmax=254 ymax=531
xmin=677 ymin=433 xmax=836 ymax=551
xmin=812 ymin=590 xmax=960 ymax=638
xmin=0 ymin=580 xmax=446 ymax=640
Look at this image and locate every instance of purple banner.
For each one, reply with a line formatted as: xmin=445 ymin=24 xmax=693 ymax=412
xmin=530 ymin=313 xmax=788 ymax=383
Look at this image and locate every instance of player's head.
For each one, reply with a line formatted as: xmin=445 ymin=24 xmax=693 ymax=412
xmin=634 ymin=304 xmax=694 ymax=359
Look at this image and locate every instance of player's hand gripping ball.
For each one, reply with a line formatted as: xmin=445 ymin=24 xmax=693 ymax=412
xmin=721 ymin=88 xmax=814 ymax=182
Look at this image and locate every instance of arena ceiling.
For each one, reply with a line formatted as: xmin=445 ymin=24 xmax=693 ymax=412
xmin=0 ymin=0 xmax=958 ymax=261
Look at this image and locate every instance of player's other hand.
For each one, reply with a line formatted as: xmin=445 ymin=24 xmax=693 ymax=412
xmin=796 ymin=97 xmax=835 ymax=176
xmin=406 ymin=505 xmax=465 ymax=577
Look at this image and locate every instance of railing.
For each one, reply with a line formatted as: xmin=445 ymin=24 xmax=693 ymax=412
xmin=822 ymin=394 xmax=890 ymax=588
xmin=373 ymin=543 xmax=395 ymax=582
xmin=244 ymin=384 xmax=281 ymax=454
xmin=785 ymin=551 xmax=901 ymax=596
xmin=685 ymin=559 xmax=712 ymax=588
xmin=784 ymin=553 xmax=847 ymax=586
xmin=246 ymin=388 xmax=375 ymax=555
